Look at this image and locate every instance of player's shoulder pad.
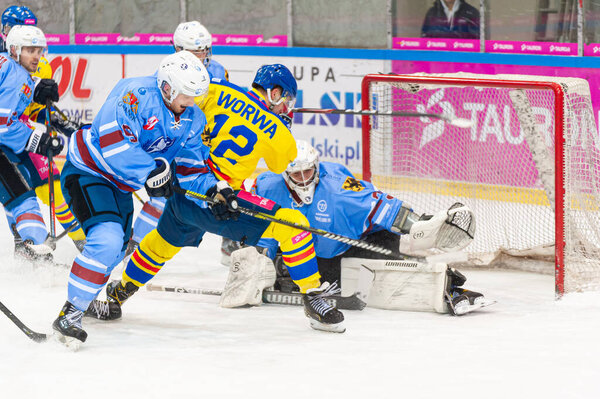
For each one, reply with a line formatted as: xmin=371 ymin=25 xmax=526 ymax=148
xmin=121 ymin=76 xmax=160 ymax=108
xmin=255 ymin=171 xmax=284 ymax=191
xmin=320 ymin=162 xmax=366 ymax=192
xmin=0 ymin=52 xmax=17 ymax=73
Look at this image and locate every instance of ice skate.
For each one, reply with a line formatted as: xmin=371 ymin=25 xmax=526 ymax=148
xmin=85 ymin=299 xmax=122 ymax=321
xmin=106 ymin=281 xmax=139 ymax=320
xmin=303 ymin=281 xmax=345 ymax=333
xmin=52 ymin=301 xmax=87 ymax=348
xmin=447 ymin=287 xmax=493 ymax=315
xmin=15 ymin=239 xmax=63 ymax=268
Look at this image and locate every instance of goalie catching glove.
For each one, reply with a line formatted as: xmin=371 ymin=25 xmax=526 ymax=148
xmin=392 ymin=202 xmax=475 ymax=253
xmin=207 ymin=180 xmax=239 ymax=221
xmin=145 ymin=157 xmax=173 ymax=198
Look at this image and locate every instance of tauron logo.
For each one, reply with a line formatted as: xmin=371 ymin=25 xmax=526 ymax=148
xmin=416 ymin=88 xmax=456 ymax=149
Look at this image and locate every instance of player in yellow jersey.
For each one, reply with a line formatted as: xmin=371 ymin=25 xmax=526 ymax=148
xmin=1 ymin=5 xmax=85 ymax=259
xmin=87 ymin=65 xmax=346 ymax=333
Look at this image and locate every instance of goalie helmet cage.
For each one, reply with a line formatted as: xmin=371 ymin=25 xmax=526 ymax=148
xmin=361 ymin=73 xmax=600 ymax=297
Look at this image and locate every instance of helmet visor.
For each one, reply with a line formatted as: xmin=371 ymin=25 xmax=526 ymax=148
xmin=271 ymin=89 xmax=296 ymax=112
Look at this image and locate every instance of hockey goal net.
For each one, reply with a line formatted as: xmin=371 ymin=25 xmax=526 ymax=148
xmin=361 ymin=73 xmax=600 ymax=296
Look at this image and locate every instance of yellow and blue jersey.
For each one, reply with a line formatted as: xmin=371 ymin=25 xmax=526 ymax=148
xmin=198 ymin=78 xmax=297 ymax=190
xmin=24 ymin=56 xmax=52 ymax=122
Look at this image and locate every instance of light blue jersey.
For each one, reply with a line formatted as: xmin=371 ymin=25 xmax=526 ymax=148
xmin=67 ymin=75 xmax=211 ymax=192
xmin=0 ymin=52 xmax=36 ymax=154
xmin=207 ymin=59 xmax=228 ymax=80
xmin=255 ymin=162 xmax=405 ymax=259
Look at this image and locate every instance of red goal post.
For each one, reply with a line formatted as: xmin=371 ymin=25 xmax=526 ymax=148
xmin=361 ymin=73 xmax=600 ymax=297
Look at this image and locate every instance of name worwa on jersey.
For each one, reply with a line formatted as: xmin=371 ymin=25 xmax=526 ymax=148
xmin=216 ymin=91 xmax=279 ymax=138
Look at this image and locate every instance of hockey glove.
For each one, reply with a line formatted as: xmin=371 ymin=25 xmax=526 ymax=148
xmin=280 ymin=111 xmax=293 ymax=128
xmin=50 ymin=112 xmax=81 ymax=137
xmin=145 ymin=157 xmax=173 ymax=198
xmin=33 ymin=78 xmax=59 ymax=104
xmin=25 ymin=128 xmax=64 ymax=156
xmin=207 ymin=180 xmax=239 ymax=221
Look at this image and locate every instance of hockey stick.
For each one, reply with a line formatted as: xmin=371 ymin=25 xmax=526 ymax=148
xmin=133 ymin=191 xmax=146 ymax=205
xmin=145 ymin=283 xmax=366 ymax=310
xmin=45 ymin=221 xmax=80 ymax=249
xmin=0 ymin=300 xmax=47 ymax=342
xmin=291 ymin=107 xmax=473 ymax=128
xmin=173 ymin=186 xmax=411 ymax=260
xmin=45 ymin=100 xmax=57 ymax=239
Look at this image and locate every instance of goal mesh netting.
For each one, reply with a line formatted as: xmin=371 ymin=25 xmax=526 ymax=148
xmin=361 ymin=73 xmax=600 ymax=295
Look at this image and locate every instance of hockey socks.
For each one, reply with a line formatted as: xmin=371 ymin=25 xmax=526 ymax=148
xmin=123 ymin=229 xmax=181 ymax=287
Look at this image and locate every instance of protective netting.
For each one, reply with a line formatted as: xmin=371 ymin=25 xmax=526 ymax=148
xmin=363 ymin=73 xmax=600 ymax=294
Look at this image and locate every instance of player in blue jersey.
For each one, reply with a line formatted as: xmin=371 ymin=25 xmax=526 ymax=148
xmin=1 ymin=5 xmax=86 ymax=259
xmin=242 ymin=140 xmax=484 ymax=312
xmin=129 ymin=20 xmax=230 ymax=253
xmin=51 ymin=51 xmax=211 ymax=346
xmin=173 ymin=21 xmax=228 ymax=81
xmin=88 ymin=65 xmax=346 ymax=334
xmin=0 ymin=25 xmax=65 ymax=262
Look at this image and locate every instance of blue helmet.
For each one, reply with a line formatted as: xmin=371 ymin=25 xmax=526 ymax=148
xmin=253 ymin=64 xmax=297 ymax=101
xmin=2 ymin=6 xmax=37 ymax=34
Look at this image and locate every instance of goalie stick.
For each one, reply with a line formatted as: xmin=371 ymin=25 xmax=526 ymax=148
xmin=291 ymin=107 xmax=473 ymax=128
xmin=145 ymin=283 xmax=367 ymax=310
xmin=0 ymin=300 xmax=47 ymax=342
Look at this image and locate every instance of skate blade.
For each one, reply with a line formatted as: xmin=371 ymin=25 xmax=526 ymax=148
xmin=309 ymin=319 xmax=346 ymax=333
xmin=454 ymin=300 xmax=496 ymax=315
xmin=52 ymin=331 xmax=83 ymax=351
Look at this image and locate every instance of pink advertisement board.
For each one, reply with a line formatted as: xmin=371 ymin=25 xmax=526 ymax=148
xmin=390 ymin=60 xmax=598 ymax=188
xmin=73 ymin=33 xmax=287 ymax=46
xmin=393 ymin=37 xmax=479 ymax=52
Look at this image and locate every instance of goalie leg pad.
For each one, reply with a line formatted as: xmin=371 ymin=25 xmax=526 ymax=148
xmin=341 ymin=258 xmax=449 ymax=313
xmin=220 ymin=247 xmax=277 ymax=308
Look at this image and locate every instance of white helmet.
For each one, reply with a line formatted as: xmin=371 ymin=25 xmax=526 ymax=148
xmin=283 ymin=140 xmax=320 ymax=205
xmin=157 ymin=50 xmax=210 ymax=105
xmin=173 ymin=21 xmax=212 ymax=67
xmin=5 ymin=24 xmax=46 ymax=62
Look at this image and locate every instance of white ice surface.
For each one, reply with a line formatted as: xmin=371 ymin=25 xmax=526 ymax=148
xmin=1 ymin=225 xmax=600 ymax=399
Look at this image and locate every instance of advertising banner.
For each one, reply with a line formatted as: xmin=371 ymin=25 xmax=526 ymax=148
xmin=52 ymin=52 xmax=381 ymax=173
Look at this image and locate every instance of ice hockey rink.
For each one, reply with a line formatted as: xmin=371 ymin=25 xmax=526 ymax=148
xmin=1 ymin=209 xmax=600 ymax=399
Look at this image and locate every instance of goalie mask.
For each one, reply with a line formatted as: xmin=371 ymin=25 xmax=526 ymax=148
xmin=283 ymin=140 xmax=320 ymax=205
xmin=173 ymin=21 xmax=212 ymax=68
xmin=157 ymin=50 xmax=210 ymax=105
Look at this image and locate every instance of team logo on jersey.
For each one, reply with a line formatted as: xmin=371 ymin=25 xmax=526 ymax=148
xmin=342 ymin=177 xmax=364 ymax=192
xmin=122 ymin=124 xmax=138 ymax=143
xmin=21 ymin=83 xmax=32 ymax=99
xmin=122 ymin=91 xmax=139 ymax=115
xmin=143 ymin=116 xmax=159 ymax=130
xmin=317 ymin=200 xmax=327 ymax=213
xmin=144 ymin=136 xmax=175 ymax=153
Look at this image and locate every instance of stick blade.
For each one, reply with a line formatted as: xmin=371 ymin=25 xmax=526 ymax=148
xmin=449 ymin=118 xmax=473 ymax=128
